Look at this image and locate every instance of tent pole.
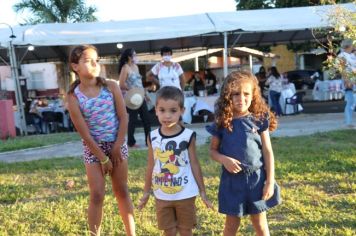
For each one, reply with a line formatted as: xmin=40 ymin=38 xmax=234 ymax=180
xmin=9 ymin=40 xmax=27 ymax=135
xmin=223 ymin=32 xmax=228 ymax=78
xmin=249 ymin=55 xmax=253 ymax=73
xmin=194 ymin=56 xmax=199 ymax=71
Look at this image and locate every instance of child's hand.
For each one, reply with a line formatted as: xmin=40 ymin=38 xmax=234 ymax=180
xmin=262 ymin=182 xmax=274 ymax=201
xmin=222 ymin=156 xmax=242 ymax=174
xmin=200 ymin=191 xmax=214 ymax=210
xmin=137 ymin=192 xmax=150 ymax=210
xmin=111 ymin=144 xmax=124 ymax=166
xmin=101 ymin=160 xmax=113 ymax=176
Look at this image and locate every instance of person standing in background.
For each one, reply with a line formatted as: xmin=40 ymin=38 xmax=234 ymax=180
xmin=265 ymin=66 xmax=283 ymax=117
xmin=255 ymin=66 xmax=267 ymax=95
xmin=146 ymin=46 xmax=185 ymax=90
xmin=337 ymin=39 xmax=356 ymax=128
xmin=119 ymin=48 xmax=151 ymax=147
xmin=188 ymin=71 xmax=205 ymax=96
xmin=205 ymin=69 xmax=217 ymax=95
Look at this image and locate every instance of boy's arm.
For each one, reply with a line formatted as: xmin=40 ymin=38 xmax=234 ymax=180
xmin=189 ymin=135 xmax=213 ymax=209
xmin=261 ymin=130 xmax=275 ymax=200
xmin=138 ymin=136 xmax=154 ymax=210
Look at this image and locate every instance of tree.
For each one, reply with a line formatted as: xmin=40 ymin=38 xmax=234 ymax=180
xmin=13 ymin=0 xmax=97 ymax=24
xmin=235 ymin=0 xmax=353 ymax=10
xmin=318 ymin=0 xmax=356 ymax=82
xmin=235 ymin=0 xmax=354 ymax=53
xmin=275 ymin=0 xmax=324 ymax=8
xmin=235 ymin=0 xmax=273 ymax=10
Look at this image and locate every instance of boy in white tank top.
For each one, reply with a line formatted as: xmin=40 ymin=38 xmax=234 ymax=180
xmin=138 ymin=86 xmax=212 ymax=235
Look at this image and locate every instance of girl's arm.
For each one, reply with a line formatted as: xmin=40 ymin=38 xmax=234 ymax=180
xmin=209 ymin=136 xmax=242 ymax=173
xmin=265 ymin=76 xmax=272 ymax=85
xmin=137 ymin=136 xmax=154 ymax=210
xmin=118 ymin=65 xmax=129 ymax=91
xmin=179 ymin=73 xmax=186 ymax=90
xmin=107 ymin=80 xmax=128 ymax=164
xmin=260 ymin=130 xmax=275 ymax=200
xmin=146 ymin=69 xmax=160 ymax=87
xmin=189 ymin=136 xmax=213 ymax=209
xmin=67 ymin=94 xmax=108 ymax=163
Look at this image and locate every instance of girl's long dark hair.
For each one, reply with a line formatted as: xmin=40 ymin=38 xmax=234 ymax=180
xmin=118 ymin=48 xmax=135 ymax=74
xmin=269 ymin=66 xmax=280 ymax=78
xmin=67 ymin=44 xmax=107 ymax=94
xmin=215 ymin=70 xmax=277 ymax=132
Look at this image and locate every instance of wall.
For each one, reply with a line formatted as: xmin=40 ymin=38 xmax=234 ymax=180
xmin=265 ymin=45 xmax=296 ymax=73
xmin=207 ymin=56 xmax=240 ymax=69
xmin=21 ymin=63 xmax=59 ymax=90
xmin=0 ymin=66 xmax=12 ymax=90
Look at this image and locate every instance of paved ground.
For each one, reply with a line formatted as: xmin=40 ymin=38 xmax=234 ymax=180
xmin=0 ymin=112 xmax=354 ymax=163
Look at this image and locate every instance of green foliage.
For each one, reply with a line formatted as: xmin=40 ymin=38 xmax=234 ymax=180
xmin=0 ymin=130 xmax=355 ymax=235
xmin=275 ymin=0 xmax=323 ymax=8
xmin=13 ymin=0 xmax=98 ymax=24
xmin=0 ymin=132 xmax=80 ymax=153
xmin=235 ymin=0 xmax=354 ymax=10
xmin=235 ymin=0 xmax=273 ymax=10
xmin=286 ymin=41 xmax=320 ymax=52
xmin=318 ymin=0 xmax=356 ymax=82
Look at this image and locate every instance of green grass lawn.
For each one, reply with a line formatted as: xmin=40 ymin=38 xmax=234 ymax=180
xmin=0 ymin=130 xmax=355 ymax=235
xmin=0 ymin=132 xmax=80 ymax=153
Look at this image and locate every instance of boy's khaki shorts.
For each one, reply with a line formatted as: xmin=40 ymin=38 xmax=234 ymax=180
xmin=155 ymin=197 xmax=197 ymax=230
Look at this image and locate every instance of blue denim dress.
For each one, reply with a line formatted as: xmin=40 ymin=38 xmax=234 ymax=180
xmin=206 ymin=114 xmax=281 ymax=216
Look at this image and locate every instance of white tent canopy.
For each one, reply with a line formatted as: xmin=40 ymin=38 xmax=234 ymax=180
xmin=0 ymin=3 xmax=354 ymax=135
xmin=0 ymin=3 xmax=354 ymax=64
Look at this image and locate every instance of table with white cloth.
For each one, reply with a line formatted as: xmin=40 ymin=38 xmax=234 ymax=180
xmin=182 ymin=96 xmax=197 ymax=124
xmin=36 ymin=106 xmax=69 ymax=131
xmin=312 ymin=79 xmax=344 ymax=101
xmin=193 ymin=95 xmax=218 ymax=115
xmin=268 ymin=83 xmax=302 ymax=115
xmin=182 ymin=95 xmax=219 ymax=124
xmin=279 ymin=87 xmax=303 ymax=115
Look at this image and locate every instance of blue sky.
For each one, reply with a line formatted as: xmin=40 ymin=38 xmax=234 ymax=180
xmin=0 ymin=0 xmax=236 ymax=26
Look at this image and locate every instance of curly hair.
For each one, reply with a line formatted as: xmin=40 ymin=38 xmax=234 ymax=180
xmin=215 ymin=70 xmax=277 ymax=132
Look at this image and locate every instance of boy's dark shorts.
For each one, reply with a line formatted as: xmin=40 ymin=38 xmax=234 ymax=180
xmin=155 ymin=197 xmax=197 ymax=230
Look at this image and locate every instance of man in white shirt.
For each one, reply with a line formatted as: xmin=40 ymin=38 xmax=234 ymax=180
xmin=146 ymin=46 xmax=185 ymax=90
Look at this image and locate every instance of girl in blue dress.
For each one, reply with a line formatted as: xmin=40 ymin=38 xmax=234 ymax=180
xmin=206 ymin=71 xmax=281 ymax=236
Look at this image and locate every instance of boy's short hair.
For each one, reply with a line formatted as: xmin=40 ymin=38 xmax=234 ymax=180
xmin=156 ymin=86 xmax=184 ymax=108
xmin=160 ymin=46 xmax=173 ymax=56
